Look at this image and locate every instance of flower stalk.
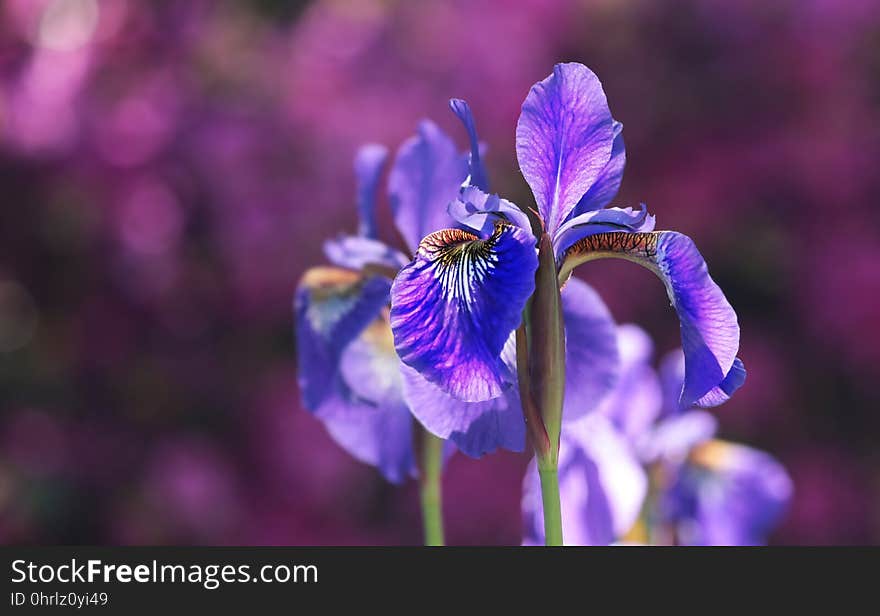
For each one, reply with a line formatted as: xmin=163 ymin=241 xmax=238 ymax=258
xmin=527 ymin=232 xmax=566 ymax=545
xmin=419 ymin=428 xmax=445 ymax=546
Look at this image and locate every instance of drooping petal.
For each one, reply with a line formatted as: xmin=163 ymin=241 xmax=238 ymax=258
xmin=569 ymin=120 xmax=626 ymax=217
xmin=561 ymin=231 xmax=740 ymax=408
xmin=694 ymin=358 xmax=747 ymax=408
xmin=319 ymin=399 xmax=415 ymax=484
xmin=672 ymin=440 xmax=793 ymax=546
xmin=449 ymin=98 xmax=489 ymax=191
xmin=400 ymin=362 xmax=525 ymax=458
xmin=522 ymin=414 xmax=647 ymax=546
xmin=660 ymin=348 xmax=746 ymax=412
xmin=515 ymin=62 xmax=615 ymax=234
xmin=323 ymin=234 xmax=409 ymax=273
xmin=553 ymin=204 xmax=655 ymax=259
xmin=448 ymin=185 xmax=533 ymax=237
xmin=560 ymin=277 xmax=620 ymax=420
xmin=597 ymin=324 xmax=663 ymax=443
xmin=390 ymin=222 xmax=538 ymax=401
xmin=388 ymin=120 xmax=469 ymax=253
xmin=294 ymin=267 xmax=391 ymax=410
xmin=313 ymin=316 xmax=416 ymax=484
xmin=354 ymin=144 xmax=389 ymax=239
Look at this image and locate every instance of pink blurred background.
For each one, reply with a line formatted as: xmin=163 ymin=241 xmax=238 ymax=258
xmin=1 ymin=0 xmax=878 ymax=544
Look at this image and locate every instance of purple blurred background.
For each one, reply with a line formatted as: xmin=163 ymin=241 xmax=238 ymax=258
xmin=1 ymin=0 xmax=878 ymax=545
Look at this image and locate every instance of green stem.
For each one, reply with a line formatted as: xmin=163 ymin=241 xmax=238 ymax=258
xmin=538 ymin=462 xmax=563 ymax=546
xmin=529 ymin=232 xmax=566 ymax=546
xmin=419 ymin=429 xmax=445 ymax=546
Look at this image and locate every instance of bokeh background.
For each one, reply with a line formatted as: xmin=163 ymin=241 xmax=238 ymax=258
xmin=1 ymin=0 xmax=878 ymax=545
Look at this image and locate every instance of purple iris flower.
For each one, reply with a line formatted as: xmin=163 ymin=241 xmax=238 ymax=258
xmin=295 ymin=104 xmax=532 ymax=478
xmin=390 ymin=63 xmax=743 ymax=453
xmin=663 ymin=440 xmax=793 ymax=546
xmin=523 ymin=324 xmax=790 ymax=545
xmin=649 ymin=351 xmax=791 ymax=546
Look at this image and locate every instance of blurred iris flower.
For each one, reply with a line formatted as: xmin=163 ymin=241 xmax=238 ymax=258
xmin=295 ymin=102 xmax=531 ymax=480
xmin=523 ymin=324 xmax=791 ymax=545
xmin=390 ymin=63 xmax=743 ymax=453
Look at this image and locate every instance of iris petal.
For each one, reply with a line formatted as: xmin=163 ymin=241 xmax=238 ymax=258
xmin=694 ymin=358 xmax=747 ymax=408
xmin=678 ymin=440 xmax=793 ymax=546
xmin=553 ymin=204 xmax=655 ymax=260
xmin=294 ymin=267 xmax=391 ymax=410
xmin=400 ymin=361 xmax=525 ymax=458
xmin=323 ymin=235 xmax=409 ymax=273
xmin=449 ymin=98 xmax=489 ymax=191
xmin=516 ymin=62 xmax=615 ymax=234
xmin=388 ymin=120 xmax=468 ymax=253
xmin=319 ymin=399 xmax=415 ymax=484
xmin=597 ymin=324 xmax=663 ymax=443
xmin=561 ymin=277 xmax=620 ymax=420
xmin=354 ymin=144 xmax=389 ymax=239
xmin=569 ymin=120 xmax=626 ymax=217
xmin=562 ymin=231 xmax=740 ymax=408
xmin=660 ymin=348 xmax=746 ymax=411
xmin=310 ymin=316 xmax=416 ymax=484
xmin=522 ymin=414 xmax=647 ymax=546
xmin=390 ymin=222 xmax=538 ymax=402
xmin=448 ymin=186 xmax=533 ymax=237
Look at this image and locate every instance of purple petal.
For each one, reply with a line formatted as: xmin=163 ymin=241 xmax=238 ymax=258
xmin=294 ymin=267 xmax=391 ymax=410
xmin=694 ymin=358 xmax=747 ymax=407
xmin=570 ymin=120 xmax=626 ymax=217
xmin=553 ymin=204 xmax=655 ymax=259
xmin=318 ymin=399 xmax=415 ymax=485
xmin=523 ymin=414 xmax=647 ymax=546
xmin=388 ymin=120 xmax=468 ymax=253
xmin=515 ymin=63 xmax=615 ymax=235
xmin=354 ymin=144 xmax=389 ymax=239
xmin=312 ymin=316 xmax=416 ymax=484
xmin=561 ymin=277 xmax=620 ymax=420
xmin=448 ymin=185 xmax=533 ymax=237
xmin=597 ymin=324 xmax=663 ymax=443
xmin=660 ymin=348 xmax=746 ymax=412
xmin=562 ymin=231 xmax=740 ymax=408
xmin=401 ymin=362 xmax=525 ymax=458
xmin=390 ymin=223 xmax=538 ymax=402
xmin=677 ymin=440 xmax=793 ymax=546
xmin=449 ymin=98 xmax=489 ymax=191
xmin=639 ymin=410 xmax=718 ymax=464
xmin=323 ymin=235 xmax=409 ymax=272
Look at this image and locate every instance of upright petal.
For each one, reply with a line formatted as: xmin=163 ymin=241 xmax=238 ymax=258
xmin=315 ymin=316 xmax=416 ymax=484
xmin=323 ymin=234 xmax=409 ymax=273
xmin=390 ymin=222 xmax=538 ymax=401
xmin=449 ymin=99 xmax=489 ymax=191
xmin=388 ymin=120 xmax=469 ymax=253
xmin=294 ymin=267 xmax=391 ymax=410
xmin=354 ymin=144 xmax=389 ymax=239
xmin=516 ymin=63 xmax=615 ymax=234
xmin=561 ymin=231 xmax=740 ymax=408
xmin=561 ymin=278 xmax=620 ymax=420
xmin=448 ymin=185 xmax=533 ymax=237
xmin=569 ymin=120 xmax=626 ymax=217
xmin=523 ymin=414 xmax=647 ymax=546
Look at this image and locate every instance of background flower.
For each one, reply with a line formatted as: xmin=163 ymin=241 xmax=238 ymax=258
xmin=0 ymin=0 xmax=878 ymax=544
